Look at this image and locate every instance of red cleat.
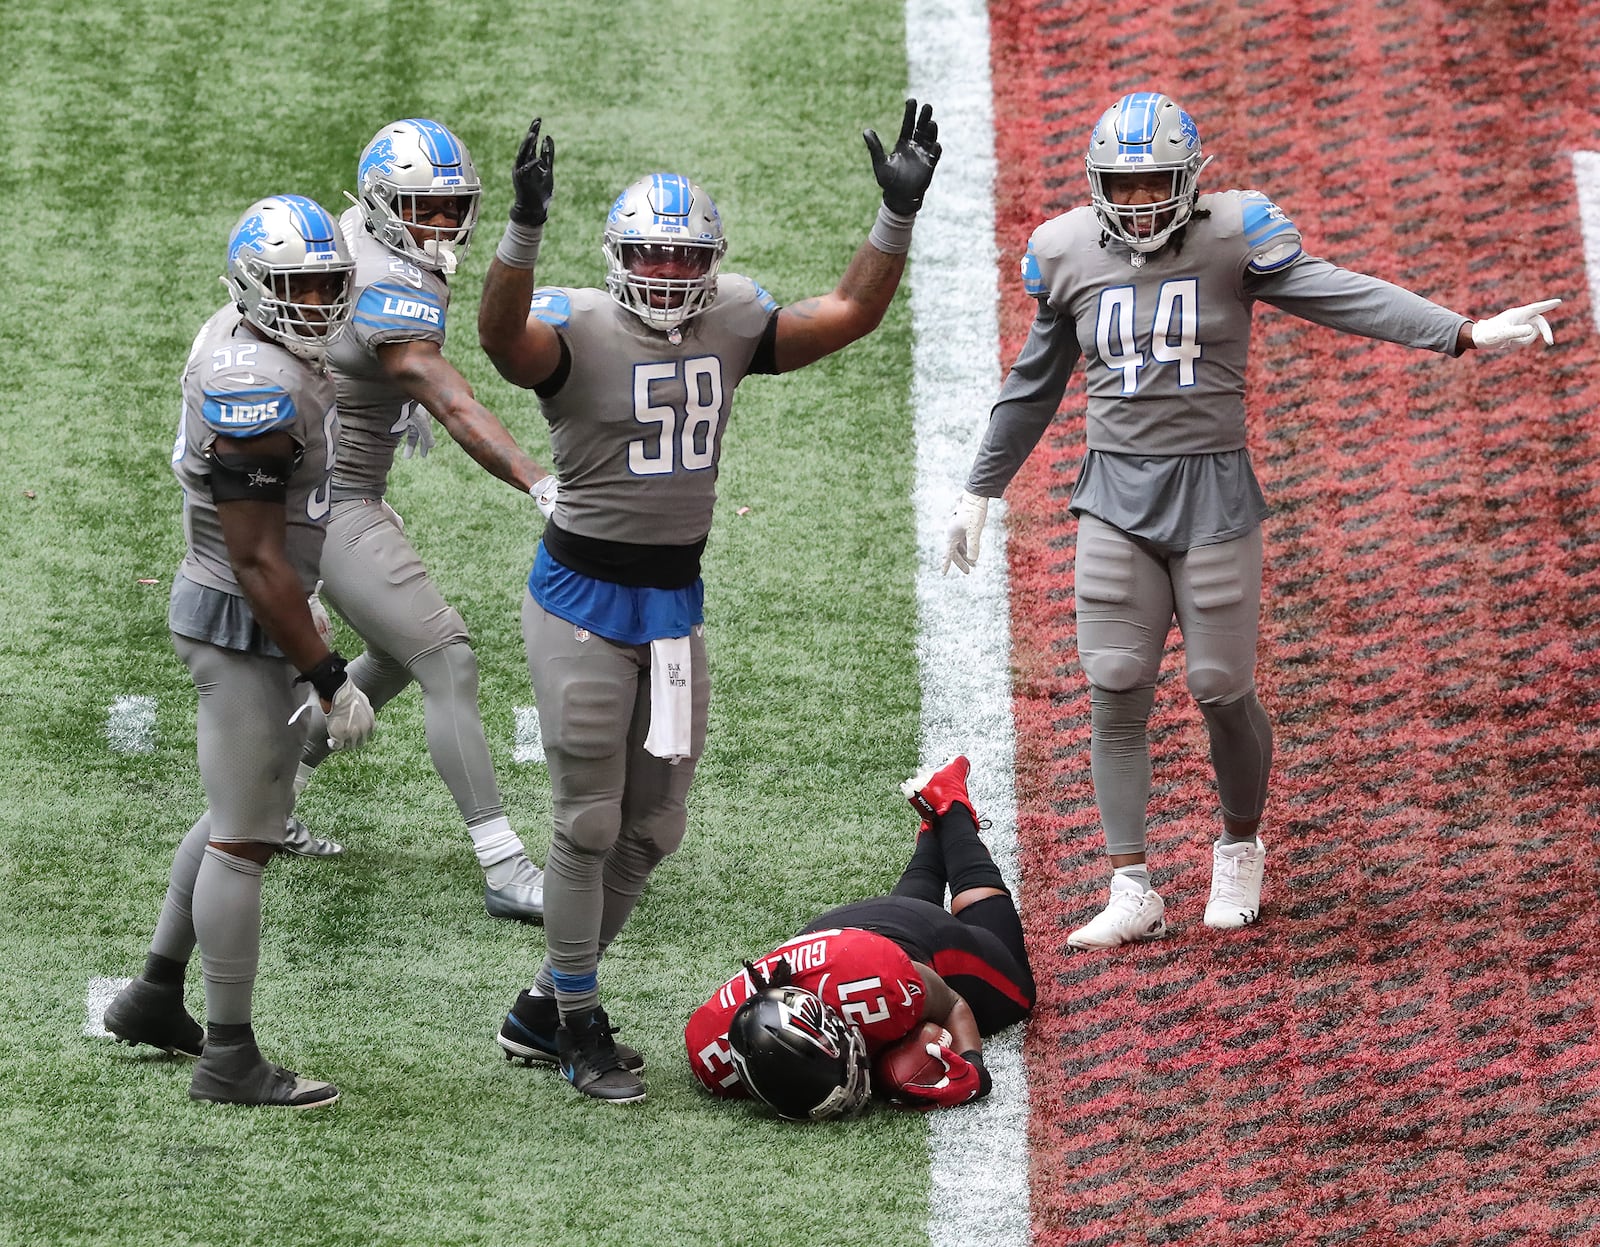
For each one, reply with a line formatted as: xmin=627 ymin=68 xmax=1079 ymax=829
xmin=899 ymin=756 xmax=977 ymax=833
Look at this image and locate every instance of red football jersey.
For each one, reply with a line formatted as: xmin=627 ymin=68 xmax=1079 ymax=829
xmin=684 ymin=927 xmax=927 ymax=1097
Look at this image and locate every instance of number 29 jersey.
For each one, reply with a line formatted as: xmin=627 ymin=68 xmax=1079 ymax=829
xmin=684 ymin=927 xmax=926 ymax=1098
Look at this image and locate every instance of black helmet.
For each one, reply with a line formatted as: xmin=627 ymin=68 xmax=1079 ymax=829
xmin=726 ymin=986 xmax=871 ymax=1121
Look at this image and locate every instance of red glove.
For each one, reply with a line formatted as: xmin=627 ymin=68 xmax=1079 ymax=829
xmin=882 ymin=1043 xmax=984 ymax=1109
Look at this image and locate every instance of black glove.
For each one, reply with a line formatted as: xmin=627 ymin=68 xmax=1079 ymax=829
xmin=509 ymin=117 xmax=555 ymax=227
xmin=863 ymin=99 xmax=942 ymax=215
xmin=961 ymin=1050 xmax=992 ymax=1100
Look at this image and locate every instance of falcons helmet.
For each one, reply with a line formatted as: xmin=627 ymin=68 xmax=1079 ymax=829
xmin=225 ymin=195 xmax=355 ymax=362
xmin=1086 ymin=91 xmax=1214 ymax=254
xmin=726 ymin=985 xmax=872 ymax=1122
xmin=602 ymin=172 xmax=727 ymax=333
xmin=354 ymin=118 xmax=481 ymax=274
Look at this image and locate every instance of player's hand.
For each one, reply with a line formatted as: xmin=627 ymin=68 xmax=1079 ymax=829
xmin=529 ymin=473 xmax=560 ymax=519
xmin=324 ymin=677 xmax=375 ymax=752
xmin=509 ymin=117 xmax=555 ymax=227
xmin=1471 ymin=298 xmax=1560 ymax=350
xmin=402 ymin=406 xmax=434 ymax=458
xmin=961 ymin=1049 xmax=992 ymax=1100
xmin=307 ymin=580 xmax=334 ymax=649
xmin=863 ymin=99 xmax=941 ymax=215
xmin=943 ymin=490 xmax=989 ymax=575
xmin=890 ymin=1045 xmax=984 ymax=1109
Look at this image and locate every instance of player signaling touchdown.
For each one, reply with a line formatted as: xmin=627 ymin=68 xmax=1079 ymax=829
xmin=943 ymin=91 xmax=1559 ymax=950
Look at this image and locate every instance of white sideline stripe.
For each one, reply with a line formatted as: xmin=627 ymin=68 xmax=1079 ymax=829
xmin=85 ymin=976 xmax=131 ymax=1037
xmin=1571 ymin=152 xmax=1600 ymax=335
xmin=106 ymin=695 xmax=156 ymax=754
xmin=908 ymin=4 xmax=1030 ymax=1246
xmin=513 ymin=705 xmax=545 ymax=763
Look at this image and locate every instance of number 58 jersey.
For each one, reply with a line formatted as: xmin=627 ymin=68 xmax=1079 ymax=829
xmin=684 ymin=927 xmax=926 ymax=1098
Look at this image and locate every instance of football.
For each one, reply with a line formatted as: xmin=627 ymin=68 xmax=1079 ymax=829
xmin=874 ymin=1021 xmax=956 ymax=1099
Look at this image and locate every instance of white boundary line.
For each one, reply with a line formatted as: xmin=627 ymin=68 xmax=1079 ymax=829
xmin=906 ymin=3 xmax=1030 ymax=1244
xmin=106 ymin=694 xmax=157 ymax=754
xmin=1571 ymin=151 xmax=1600 ymax=335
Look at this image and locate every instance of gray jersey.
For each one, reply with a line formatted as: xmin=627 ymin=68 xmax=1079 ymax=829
xmin=530 ymin=277 xmax=777 ymax=546
xmin=171 ymin=305 xmax=338 ymax=596
xmin=966 ymin=190 xmax=1469 ymax=550
xmin=324 ymin=206 xmax=451 ymax=501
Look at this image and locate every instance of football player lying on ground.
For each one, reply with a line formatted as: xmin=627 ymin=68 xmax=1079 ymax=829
xmin=682 ymin=757 xmax=1036 ymax=1119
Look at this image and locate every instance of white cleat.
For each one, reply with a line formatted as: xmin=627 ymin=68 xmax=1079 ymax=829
xmin=484 ymin=855 xmax=545 ymax=923
xmin=1067 ymin=881 xmax=1167 ymax=949
xmin=1204 ymin=837 xmax=1267 ymax=930
xmin=280 ymin=817 xmax=344 ymax=857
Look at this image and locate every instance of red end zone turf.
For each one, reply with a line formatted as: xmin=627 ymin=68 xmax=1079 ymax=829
xmin=988 ymin=3 xmax=1600 ymax=1243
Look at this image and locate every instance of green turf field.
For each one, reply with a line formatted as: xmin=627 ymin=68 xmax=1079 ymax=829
xmin=0 ymin=4 xmax=940 ymax=1243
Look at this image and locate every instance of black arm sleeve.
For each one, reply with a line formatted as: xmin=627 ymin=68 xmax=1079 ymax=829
xmin=206 ymin=443 xmax=297 ymax=504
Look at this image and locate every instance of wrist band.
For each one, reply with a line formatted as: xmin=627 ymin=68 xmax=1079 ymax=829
xmin=295 ymin=652 xmax=348 ymax=703
xmin=868 ymin=204 xmax=916 ymax=255
xmin=496 ymin=221 xmax=545 ymax=269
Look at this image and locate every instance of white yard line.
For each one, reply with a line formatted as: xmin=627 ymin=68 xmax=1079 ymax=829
xmin=105 ymin=694 xmax=157 ymax=754
xmin=1571 ymin=152 xmax=1600 ymax=335
xmin=513 ymin=705 xmax=545 ymax=764
xmin=906 ymin=3 xmax=1030 ymax=1244
xmin=84 ymin=976 xmax=131 ymax=1038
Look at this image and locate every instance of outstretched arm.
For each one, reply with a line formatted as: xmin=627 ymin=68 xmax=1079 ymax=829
xmin=772 ymin=99 xmax=942 ymax=374
xmin=479 ymin=116 xmax=565 ymax=389
xmin=378 ymin=339 xmax=544 ymax=492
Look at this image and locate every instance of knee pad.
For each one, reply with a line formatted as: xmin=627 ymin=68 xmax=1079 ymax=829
xmin=1082 ymin=651 xmax=1153 ymax=693
xmin=1187 ymin=665 xmax=1252 ymax=706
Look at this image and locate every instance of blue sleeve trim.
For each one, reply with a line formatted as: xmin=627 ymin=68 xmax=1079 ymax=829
xmin=200 ymin=385 xmax=297 ymax=435
xmin=1020 ymin=243 xmax=1045 ymax=298
xmin=353 ymin=282 xmax=446 ymax=333
xmin=529 ymin=288 xmax=572 ymax=327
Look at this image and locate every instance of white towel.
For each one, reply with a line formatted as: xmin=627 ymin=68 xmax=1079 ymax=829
xmin=643 ymin=635 xmax=693 ymax=764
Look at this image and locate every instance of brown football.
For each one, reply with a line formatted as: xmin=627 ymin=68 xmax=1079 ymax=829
xmin=874 ymin=1021 xmax=955 ymax=1096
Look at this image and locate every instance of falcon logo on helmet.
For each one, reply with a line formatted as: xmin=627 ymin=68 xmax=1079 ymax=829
xmin=726 ymin=985 xmax=871 ymax=1122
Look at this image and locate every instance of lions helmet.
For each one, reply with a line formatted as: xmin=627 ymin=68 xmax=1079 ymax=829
xmin=225 ymin=195 xmax=356 ymax=362
xmin=602 ymin=173 xmax=727 ymax=333
xmin=726 ymin=986 xmax=871 ymax=1122
xmin=355 ymin=118 xmax=481 ymax=274
xmin=1086 ymin=91 xmax=1214 ymax=253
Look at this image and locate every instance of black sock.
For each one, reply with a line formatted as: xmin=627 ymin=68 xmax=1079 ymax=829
xmin=206 ymin=1021 xmax=254 ymax=1047
xmin=890 ymin=829 xmax=947 ymax=905
xmin=938 ymin=805 xmax=1006 ymax=896
xmin=142 ymin=952 xmax=186 ymax=986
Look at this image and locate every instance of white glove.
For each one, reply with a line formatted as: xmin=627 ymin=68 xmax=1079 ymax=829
xmin=402 ymin=406 xmax=435 ymax=457
xmin=324 ymin=677 xmax=375 ymax=752
xmin=530 ymin=473 xmax=560 ymax=520
xmin=307 ymin=580 xmax=334 ymax=648
xmin=1471 ymin=298 xmax=1560 ymax=350
xmin=943 ymin=490 xmax=990 ymax=576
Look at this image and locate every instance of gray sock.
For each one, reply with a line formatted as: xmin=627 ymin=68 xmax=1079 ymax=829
xmin=150 ymin=815 xmax=212 ymax=964
xmin=192 ymin=846 xmax=265 ymax=1026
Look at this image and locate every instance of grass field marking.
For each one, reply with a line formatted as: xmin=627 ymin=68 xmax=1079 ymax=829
xmin=106 ymin=694 xmax=157 ymax=754
xmin=907 ymin=2 xmax=1031 ymax=1245
xmin=1573 ymin=151 xmax=1600 ymax=335
xmin=84 ymin=976 xmax=132 ymax=1038
xmin=513 ymin=705 xmax=545 ymax=763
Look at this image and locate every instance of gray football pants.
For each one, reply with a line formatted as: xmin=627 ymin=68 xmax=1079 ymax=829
xmin=303 ymin=498 xmax=504 ymax=827
xmin=150 ymin=636 xmax=302 ymax=1023
xmin=522 ymin=592 xmax=709 ymax=1013
xmin=1074 ymin=515 xmax=1274 ymax=857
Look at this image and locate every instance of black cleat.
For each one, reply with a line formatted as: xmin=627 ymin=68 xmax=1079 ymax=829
xmin=497 ymin=990 xmax=644 ymax=1072
xmin=555 ymin=1007 xmax=646 ymax=1104
xmin=104 ymin=977 xmax=204 ymax=1059
xmin=188 ymin=1037 xmax=338 ymax=1109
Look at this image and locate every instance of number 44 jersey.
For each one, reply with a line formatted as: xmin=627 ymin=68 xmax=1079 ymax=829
xmin=684 ymin=927 xmax=926 ymax=1098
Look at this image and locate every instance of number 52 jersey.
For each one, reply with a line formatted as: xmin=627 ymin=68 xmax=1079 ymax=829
xmin=684 ymin=927 xmax=926 ymax=1098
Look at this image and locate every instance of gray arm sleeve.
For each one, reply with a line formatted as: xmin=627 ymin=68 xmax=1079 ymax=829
xmin=966 ymin=300 xmax=1082 ymax=496
xmin=1248 ymin=254 xmax=1468 ymax=355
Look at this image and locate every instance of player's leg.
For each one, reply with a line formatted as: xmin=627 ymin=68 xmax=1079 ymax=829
xmin=1070 ymin=515 xmax=1173 ymax=949
xmin=894 ymin=755 xmax=978 ymax=904
xmin=511 ymin=594 xmax=643 ymax=1102
xmin=938 ymin=901 xmax=1037 ymax=1035
xmin=177 ymin=639 xmax=338 ymax=1107
xmin=1172 ymin=529 xmax=1271 ymax=929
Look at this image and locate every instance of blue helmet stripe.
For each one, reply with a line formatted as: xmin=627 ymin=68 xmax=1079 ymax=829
xmin=650 ymin=173 xmax=693 ymax=221
xmin=274 ymin=194 xmax=337 ymax=248
xmin=405 ymin=118 xmax=462 ymax=175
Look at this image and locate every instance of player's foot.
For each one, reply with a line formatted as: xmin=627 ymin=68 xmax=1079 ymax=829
xmin=1066 ymin=880 xmax=1167 ymax=949
xmin=103 ymin=976 xmax=204 ymax=1059
xmin=555 ymin=1007 xmax=646 ymax=1104
xmin=484 ymin=856 xmax=545 ymax=923
xmin=900 ymin=755 xmax=977 ymax=833
xmin=498 ymin=990 xmax=644 ymax=1073
xmin=1204 ymin=837 xmax=1267 ymax=930
xmin=280 ymin=817 xmax=344 ymax=857
xmin=188 ymin=1036 xmax=338 ymax=1108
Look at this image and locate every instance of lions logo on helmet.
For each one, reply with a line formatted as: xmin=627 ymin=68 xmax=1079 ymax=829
xmin=354 ymin=119 xmax=482 ymax=275
xmin=226 ymin=195 xmax=356 ymax=362
xmin=1085 ymin=91 xmax=1215 ymax=254
xmin=726 ymin=985 xmax=872 ymax=1122
xmin=602 ymin=173 xmax=728 ymax=334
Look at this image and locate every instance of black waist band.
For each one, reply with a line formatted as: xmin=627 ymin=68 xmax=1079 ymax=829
xmin=543 ymin=522 xmax=706 ymax=589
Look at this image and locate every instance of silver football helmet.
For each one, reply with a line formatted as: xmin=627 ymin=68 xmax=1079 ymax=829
xmin=354 ymin=118 xmax=481 ymax=274
xmin=225 ymin=195 xmax=356 ymax=362
xmin=602 ymin=173 xmax=727 ymax=332
xmin=1086 ymin=91 xmax=1214 ymax=254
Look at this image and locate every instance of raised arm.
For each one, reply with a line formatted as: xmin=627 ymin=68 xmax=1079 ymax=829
xmin=478 ymin=116 xmax=565 ymax=390
xmin=771 ymin=99 xmax=942 ymax=374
